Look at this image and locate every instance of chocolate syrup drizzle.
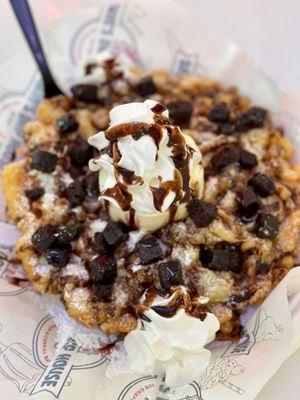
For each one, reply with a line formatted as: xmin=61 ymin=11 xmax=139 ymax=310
xmin=151 ymin=296 xmax=183 ymax=318
xmin=136 ymin=286 xmax=208 ymax=322
xmin=129 ymin=209 xmax=137 ymax=229
xmin=102 ymin=185 xmax=132 ymax=211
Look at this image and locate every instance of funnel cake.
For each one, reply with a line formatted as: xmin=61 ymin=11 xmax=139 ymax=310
xmin=2 ymin=60 xmax=300 ymax=344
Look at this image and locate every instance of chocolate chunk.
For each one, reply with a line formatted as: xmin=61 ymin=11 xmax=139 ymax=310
xmin=137 ymin=235 xmax=163 ymax=265
xmin=151 ymin=103 xmax=166 ymax=114
xmin=71 ymin=84 xmax=98 ymax=103
xmin=67 ymin=181 xmax=85 ymax=208
xmin=31 ymin=224 xmax=57 ymax=253
xmin=92 ymin=232 xmax=107 ymax=254
xmin=167 ymin=101 xmax=193 ymax=125
xmin=92 ymin=283 xmax=113 ymax=302
xmin=56 ymin=114 xmax=79 ymax=134
xmin=187 ymin=199 xmax=217 ymax=228
xmin=200 ymin=245 xmax=229 ymax=271
xmin=218 ymin=123 xmax=236 ymax=135
xmin=248 ymin=173 xmax=276 ymax=197
xmin=230 ymin=289 xmax=252 ymax=304
xmin=82 ymin=172 xmax=99 ymax=199
xmin=89 ymin=255 xmax=117 ymax=284
xmin=237 ymin=187 xmax=260 ymax=221
xmin=158 ymin=260 xmax=183 ymax=290
xmin=102 ymin=222 xmax=127 ymax=247
xmin=239 ymin=149 xmax=258 ymax=169
xmin=222 ymin=243 xmax=242 ymax=272
xmin=200 ymin=242 xmax=241 ymax=272
xmin=134 ymin=76 xmax=157 ymax=96
xmin=68 ymin=138 xmax=93 ymax=167
xmin=210 ymin=145 xmax=240 ymax=171
xmin=45 ymin=247 xmax=70 ymax=268
xmin=25 ymin=187 xmax=44 ymax=200
xmin=31 ymin=150 xmax=57 ymax=173
xmin=56 ymin=223 xmax=78 ymax=245
xmin=235 ymin=106 xmax=266 ymax=131
xmin=256 ymin=261 xmax=270 ymax=274
xmin=255 ymin=213 xmax=279 ymax=239
xmin=208 ymin=103 xmax=230 ymax=123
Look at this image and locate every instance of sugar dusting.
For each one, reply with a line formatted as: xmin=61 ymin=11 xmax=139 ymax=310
xmin=62 ymin=255 xmax=89 ymax=280
xmin=105 ymin=342 xmax=131 ymax=379
xmin=29 ymin=290 xmax=115 ymax=352
xmin=25 ymin=283 xmax=130 ymax=378
xmin=41 ymin=193 xmax=56 ymax=208
xmin=89 ymin=219 xmax=107 ymax=235
xmin=114 ymin=287 xmax=129 ymax=307
xmin=34 ymin=260 xmax=52 ymax=277
xmin=132 ymin=264 xmax=143 ymax=272
xmin=40 ymin=193 xmax=68 ymax=218
xmin=127 ymin=229 xmax=146 ymax=251
xmin=37 ymin=173 xmax=56 ymax=193
xmin=172 ymin=245 xmax=199 ymax=268
xmin=61 ymin=172 xmax=74 ymax=186
xmin=65 ymin=287 xmax=91 ymax=313
xmin=72 ymin=206 xmax=83 ymax=215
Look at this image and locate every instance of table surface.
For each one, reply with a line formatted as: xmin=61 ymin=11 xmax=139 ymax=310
xmin=1 ymin=0 xmax=299 ymax=399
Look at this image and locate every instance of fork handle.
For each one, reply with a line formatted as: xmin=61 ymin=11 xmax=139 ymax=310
xmin=9 ymin=0 xmax=61 ymax=97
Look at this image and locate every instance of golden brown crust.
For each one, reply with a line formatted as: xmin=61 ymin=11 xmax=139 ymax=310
xmin=2 ymin=161 xmax=47 ymax=291
xmin=2 ymin=66 xmax=300 ymax=341
xmin=2 ymin=161 xmax=30 ymax=228
xmin=63 ymin=285 xmax=97 ymax=328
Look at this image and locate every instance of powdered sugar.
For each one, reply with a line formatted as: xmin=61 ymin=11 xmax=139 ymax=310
xmin=35 ymin=292 xmax=114 ymax=351
xmin=105 ymin=342 xmax=130 ymax=379
xmin=61 ymin=172 xmax=74 ymax=186
xmin=131 ymin=264 xmax=143 ymax=273
xmin=34 ymin=260 xmax=52 ymax=277
xmin=127 ymin=229 xmax=146 ymax=251
xmin=65 ymin=287 xmax=90 ymax=313
xmin=114 ymin=288 xmax=129 ymax=307
xmin=62 ymin=255 xmax=89 ymax=280
xmin=40 ymin=193 xmax=68 ymax=218
xmin=172 ymin=245 xmax=199 ymax=268
xmin=72 ymin=206 xmax=83 ymax=215
xmin=89 ymin=219 xmax=107 ymax=235
xmin=41 ymin=192 xmax=56 ymax=208
xmin=37 ymin=172 xmax=56 ymax=193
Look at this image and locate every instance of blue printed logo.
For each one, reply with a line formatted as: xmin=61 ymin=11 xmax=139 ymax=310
xmin=0 ymin=315 xmax=107 ymax=398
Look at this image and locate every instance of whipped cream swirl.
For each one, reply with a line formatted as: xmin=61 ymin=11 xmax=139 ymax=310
xmin=88 ymin=100 xmax=203 ymax=231
xmin=124 ymin=291 xmax=220 ymax=387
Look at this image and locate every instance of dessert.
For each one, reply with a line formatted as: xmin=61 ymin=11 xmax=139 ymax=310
xmin=88 ymin=99 xmax=203 ymax=230
xmin=2 ymin=54 xmax=300 ymax=386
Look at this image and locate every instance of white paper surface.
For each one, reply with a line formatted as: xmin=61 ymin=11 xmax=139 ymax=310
xmin=0 ymin=1 xmax=299 ymax=399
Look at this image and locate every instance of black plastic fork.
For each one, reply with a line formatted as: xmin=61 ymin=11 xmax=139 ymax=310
xmin=10 ymin=0 xmax=62 ymax=98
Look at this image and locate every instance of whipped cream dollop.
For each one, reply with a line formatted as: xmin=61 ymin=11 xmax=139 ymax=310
xmin=88 ymin=100 xmax=203 ymax=231
xmin=78 ymin=50 xmax=135 ymax=85
xmin=124 ymin=292 xmax=220 ymax=387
